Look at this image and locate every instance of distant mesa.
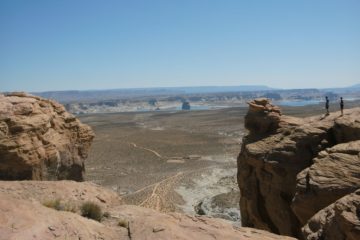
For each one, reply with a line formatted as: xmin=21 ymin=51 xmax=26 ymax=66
xmin=348 ymin=83 xmax=360 ymax=89
xmin=182 ymin=101 xmax=191 ymax=110
xmin=148 ymin=98 xmax=158 ymax=106
xmin=260 ymin=92 xmax=282 ymax=101
xmin=323 ymin=91 xmax=338 ymax=101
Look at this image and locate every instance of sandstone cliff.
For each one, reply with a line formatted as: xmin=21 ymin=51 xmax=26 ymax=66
xmin=0 ymin=92 xmax=94 ymax=181
xmin=237 ymin=98 xmax=360 ymax=239
xmin=302 ymin=190 xmax=360 ymax=240
xmin=293 ymin=140 xmax=360 ymax=226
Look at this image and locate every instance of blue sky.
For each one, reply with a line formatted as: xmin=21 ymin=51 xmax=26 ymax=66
xmin=1 ymin=0 xmax=359 ymax=92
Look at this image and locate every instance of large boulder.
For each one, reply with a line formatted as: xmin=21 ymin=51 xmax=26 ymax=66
xmin=302 ymin=190 xmax=360 ymax=240
xmin=244 ymin=98 xmax=282 ymax=136
xmin=237 ymin=98 xmax=360 ymax=238
xmin=0 ymin=92 xmax=94 ymax=181
xmin=333 ymin=116 xmax=360 ymax=143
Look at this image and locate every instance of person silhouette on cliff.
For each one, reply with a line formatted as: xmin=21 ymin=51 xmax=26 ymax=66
xmin=325 ymin=96 xmax=329 ymax=115
xmin=340 ymin=97 xmax=344 ymax=116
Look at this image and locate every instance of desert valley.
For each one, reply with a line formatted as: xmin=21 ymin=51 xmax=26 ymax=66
xmin=0 ymin=91 xmax=359 ymax=240
xmin=1 ymin=1 xmax=360 ymax=239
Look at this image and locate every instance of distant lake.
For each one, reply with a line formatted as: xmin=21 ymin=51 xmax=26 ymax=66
xmin=274 ymin=100 xmax=321 ymax=107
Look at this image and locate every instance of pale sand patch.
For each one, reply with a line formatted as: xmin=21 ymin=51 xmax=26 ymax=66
xmin=150 ymin=126 xmax=165 ymax=131
xmin=175 ymin=167 xmax=240 ymax=222
xmin=166 ymin=159 xmax=185 ymax=164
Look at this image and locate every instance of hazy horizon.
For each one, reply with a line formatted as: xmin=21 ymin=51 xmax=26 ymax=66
xmin=0 ymin=83 xmax=351 ymax=94
xmin=1 ymin=0 xmax=360 ymax=92
xmin=25 ymin=83 xmax=360 ymax=93
xmin=3 ymin=82 xmax=360 ymax=94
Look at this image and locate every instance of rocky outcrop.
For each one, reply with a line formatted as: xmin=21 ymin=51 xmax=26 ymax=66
xmin=237 ymin=98 xmax=360 ymax=238
xmin=0 ymin=180 xmax=296 ymax=240
xmin=0 ymin=191 xmax=126 ymax=240
xmin=244 ymin=98 xmax=282 ymax=136
xmin=0 ymin=92 xmax=94 ymax=181
xmin=293 ymin=140 xmax=360 ymax=225
xmin=0 ymin=180 xmax=123 ymax=210
xmin=302 ymin=190 xmax=360 ymax=240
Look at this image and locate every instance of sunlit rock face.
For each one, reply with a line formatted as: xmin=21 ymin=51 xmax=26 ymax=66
xmin=237 ymin=98 xmax=360 ymax=238
xmin=302 ymin=190 xmax=360 ymax=240
xmin=0 ymin=92 xmax=94 ymax=181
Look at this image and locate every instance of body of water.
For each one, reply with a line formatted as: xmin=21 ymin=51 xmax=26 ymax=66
xmin=274 ymin=100 xmax=321 ymax=107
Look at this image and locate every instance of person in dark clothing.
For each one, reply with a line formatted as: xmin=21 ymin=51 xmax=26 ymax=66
xmin=340 ymin=97 xmax=344 ymax=116
xmin=325 ymin=96 xmax=329 ymax=115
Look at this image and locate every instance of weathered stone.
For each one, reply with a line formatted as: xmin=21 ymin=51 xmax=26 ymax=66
xmin=302 ymin=190 xmax=360 ymax=240
xmin=0 ymin=93 xmax=94 ymax=181
xmin=293 ymin=140 xmax=360 ymax=225
xmin=237 ymin=98 xmax=360 ymax=238
xmin=245 ymin=98 xmax=283 ymax=136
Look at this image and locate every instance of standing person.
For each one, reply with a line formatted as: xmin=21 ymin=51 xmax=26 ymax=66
xmin=325 ymin=96 xmax=329 ymax=115
xmin=340 ymin=97 xmax=344 ymax=116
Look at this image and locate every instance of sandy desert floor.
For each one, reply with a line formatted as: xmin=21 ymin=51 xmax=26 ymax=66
xmin=79 ymin=101 xmax=356 ymax=222
xmin=79 ymin=108 xmax=245 ymax=220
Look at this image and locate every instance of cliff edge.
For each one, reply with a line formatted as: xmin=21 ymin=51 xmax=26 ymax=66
xmin=237 ymin=98 xmax=360 ymax=239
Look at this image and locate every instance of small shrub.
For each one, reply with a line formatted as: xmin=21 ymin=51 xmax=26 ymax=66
xmin=80 ymin=201 xmax=102 ymax=222
xmin=43 ymin=199 xmax=77 ymax=213
xmin=43 ymin=199 xmax=62 ymax=211
xmin=63 ymin=202 xmax=77 ymax=213
xmin=118 ymin=219 xmax=128 ymax=228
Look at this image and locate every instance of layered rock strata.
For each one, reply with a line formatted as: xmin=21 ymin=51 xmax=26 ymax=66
xmin=237 ymin=98 xmax=360 ymax=238
xmin=302 ymin=190 xmax=360 ymax=240
xmin=0 ymin=92 xmax=94 ymax=181
xmin=293 ymin=140 xmax=360 ymax=225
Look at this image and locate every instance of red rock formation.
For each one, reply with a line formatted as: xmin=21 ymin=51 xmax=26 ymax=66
xmin=293 ymin=140 xmax=360 ymax=225
xmin=238 ymin=98 xmax=360 ymax=238
xmin=245 ymin=98 xmax=282 ymax=136
xmin=0 ymin=92 xmax=94 ymax=181
xmin=302 ymin=190 xmax=360 ymax=240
